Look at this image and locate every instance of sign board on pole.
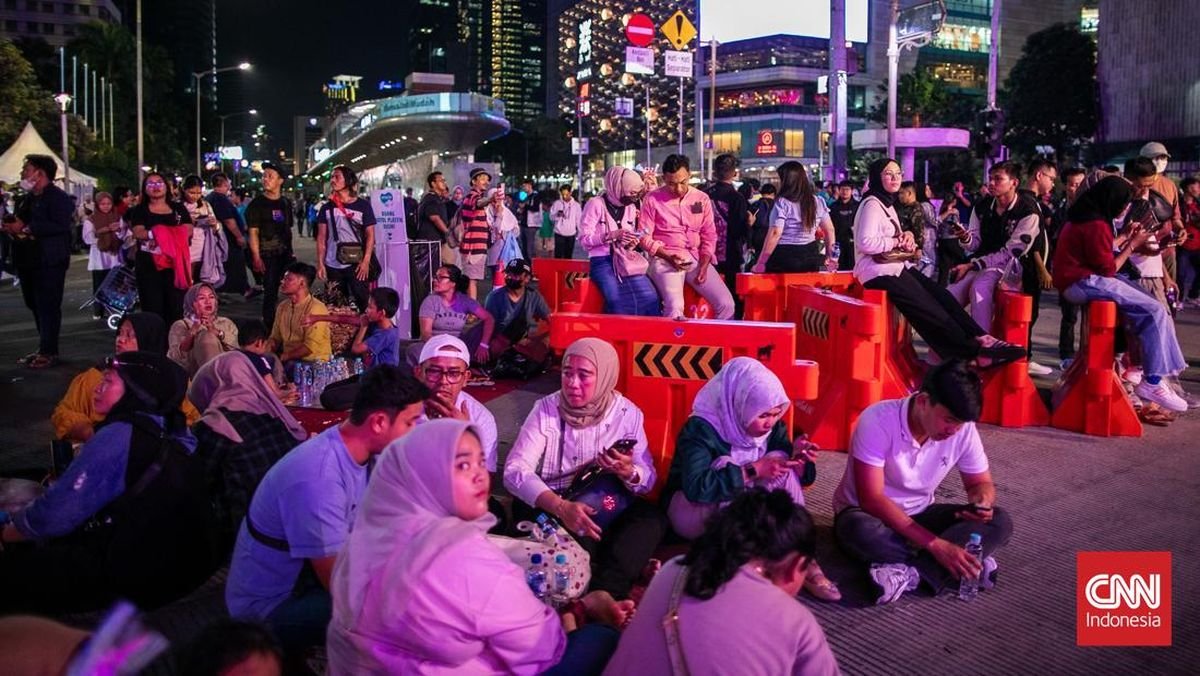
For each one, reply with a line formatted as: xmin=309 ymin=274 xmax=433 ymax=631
xmin=370 ymin=189 xmax=412 ymax=336
xmin=664 ymin=50 xmax=693 ymax=78
xmin=370 ymin=189 xmax=407 ymax=245
xmin=660 ymin=10 xmax=697 ymax=50
xmin=615 ymin=98 xmax=634 ymax=118
xmin=625 ymin=46 xmax=654 ymax=75
xmin=572 ymin=137 xmax=590 ymax=155
xmin=576 ymin=98 xmax=591 ymax=117
xmin=625 ymin=12 xmax=655 ymax=47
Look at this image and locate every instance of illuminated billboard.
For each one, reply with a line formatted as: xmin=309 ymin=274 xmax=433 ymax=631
xmin=699 ymin=0 xmax=870 ymax=44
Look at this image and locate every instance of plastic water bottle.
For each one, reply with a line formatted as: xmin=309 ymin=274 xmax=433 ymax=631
xmin=958 ymin=533 xmax=984 ymax=601
xmin=551 ymin=553 xmax=571 ymax=604
xmin=1166 ymin=286 xmax=1180 ymax=315
xmin=353 ymin=357 xmax=365 ymax=376
xmin=831 ymin=242 xmax=841 ymax=262
xmin=299 ymin=364 xmax=314 ymax=406
xmin=526 ymin=554 xmax=548 ymax=600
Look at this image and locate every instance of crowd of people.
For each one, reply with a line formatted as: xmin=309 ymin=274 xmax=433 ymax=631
xmin=0 ymin=138 xmax=1195 ymax=673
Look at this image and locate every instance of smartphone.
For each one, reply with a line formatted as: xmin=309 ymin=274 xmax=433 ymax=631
xmin=610 ymin=438 xmax=637 ymax=456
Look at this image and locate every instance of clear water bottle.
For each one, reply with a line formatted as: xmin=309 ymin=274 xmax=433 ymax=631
xmin=1166 ymin=286 xmax=1180 ymax=315
xmin=550 ymin=553 xmax=571 ymax=605
xmin=526 ymin=554 xmax=548 ymax=600
xmin=353 ymin=357 xmax=365 ymax=376
xmin=831 ymin=242 xmax=841 ymax=262
xmin=958 ymin=533 xmax=984 ymax=602
xmin=299 ymin=364 xmax=314 ymax=406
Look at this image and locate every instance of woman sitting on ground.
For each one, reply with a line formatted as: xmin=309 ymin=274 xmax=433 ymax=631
xmin=504 ymin=337 xmax=665 ymax=599
xmin=0 ymin=352 xmax=219 ymax=614
xmin=327 ymin=419 xmax=631 ymax=675
xmin=168 ymin=282 xmax=239 ymax=376
xmin=664 ymin=357 xmax=840 ymax=602
xmin=854 ymin=157 xmax=1026 ymax=368
xmin=753 ymin=160 xmax=838 ymax=274
xmin=190 ymin=351 xmax=308 ymax=552
xmin=410 ymin=264 xmax=495 ymax=366
xmin=51 ymin=312 xmax=198 ymax=444
xmin=578 ymin=166 xmax=661 ymax=316
xmin=603 ymin=489 xmax=840 ymax=676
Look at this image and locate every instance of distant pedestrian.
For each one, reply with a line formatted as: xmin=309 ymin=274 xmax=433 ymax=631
xmin=246 ymin=163 xmax=296 ymax=326
xmin=550 ymin=184 xmax=582 ymax=259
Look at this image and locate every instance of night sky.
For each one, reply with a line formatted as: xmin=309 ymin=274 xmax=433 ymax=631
xmin=216 ymin=0 xmax=413 ymax=154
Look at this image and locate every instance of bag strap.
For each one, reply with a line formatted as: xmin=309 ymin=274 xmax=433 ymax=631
xmin=245 ymin=515 xmax=290 ymax=552
xmin=662 ymin=565 xmax=693 ymax=676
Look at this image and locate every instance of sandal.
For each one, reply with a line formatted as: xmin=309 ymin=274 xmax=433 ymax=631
xmin=802 ymin=568 xmax=842 ymax=603
xmin=26 ymin=354 xmax=59 ymax=369
xmin=16 ymin=352 xmax=39 ymax=365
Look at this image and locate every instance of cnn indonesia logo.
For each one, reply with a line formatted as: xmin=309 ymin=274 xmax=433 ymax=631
xmin=1076 ymin=552 xmax=1171 ymax=646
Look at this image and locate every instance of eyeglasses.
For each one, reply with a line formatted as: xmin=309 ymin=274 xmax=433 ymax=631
xmin=423 ymin=366 xmax=467 ymax=383
xmin=145 ymin=181 xmax=166 ymax=188
xmin=104 ymin=355 xmax=162 ymax=375
xmin=882 ymin=171 xmax=904 ymax=179
xmin=434 ymin=275 xmax=453 ymax=281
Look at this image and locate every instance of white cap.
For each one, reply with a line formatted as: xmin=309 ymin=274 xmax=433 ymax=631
xmin=419 ymin=334 xmax=470 ymax=365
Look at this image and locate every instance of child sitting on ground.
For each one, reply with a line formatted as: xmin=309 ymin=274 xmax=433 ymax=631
xmin=304 ymin=287 xmax=401 ymax=368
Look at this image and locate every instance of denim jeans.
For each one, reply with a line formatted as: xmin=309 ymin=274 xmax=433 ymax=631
xmin=543 ymin=624 xmax=620 ymax=676
xmin=1063 ymin=274 xmax=1187 ymax=378
xmin=266 ymin=585 xmax=332 ymax=661
xmin=589 ymin=256 xmax=661 ymax=316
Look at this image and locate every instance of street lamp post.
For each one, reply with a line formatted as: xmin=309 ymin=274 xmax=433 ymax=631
xmin=53 ymin=93 xmax=72 ymax=197
xmin=219 ymin=109 xmax=258 ymax=149
xmin=193 ymin=62 xmax=251 ymax=175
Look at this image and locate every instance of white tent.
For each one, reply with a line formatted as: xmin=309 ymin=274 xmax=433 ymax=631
xmin=0 ymin=121 xmax=98 ymax=201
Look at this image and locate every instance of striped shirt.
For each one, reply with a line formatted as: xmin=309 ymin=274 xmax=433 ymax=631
xmin=459 ymin=188 xmax=490 ymax=255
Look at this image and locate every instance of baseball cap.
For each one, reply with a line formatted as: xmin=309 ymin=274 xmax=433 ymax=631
xmin=419 ymin=334 xmax=471 ymax=365
xmin=504 ymin=258 xmax=532 ymax=275
xmin=1139 ymin=142 xmax=1170 ymax=159
xmin=470 ymin=167 xmax=492 ymax=182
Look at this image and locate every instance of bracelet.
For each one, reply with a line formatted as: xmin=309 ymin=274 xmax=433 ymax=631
xmin=480 ymin=342 xmax=490 ymax=349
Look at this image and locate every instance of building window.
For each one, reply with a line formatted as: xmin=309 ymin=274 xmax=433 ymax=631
xmin=62 ymin=23 xmax=74 ymax=36
xmin=41 ymin=1 xmax=53 ymax=12
xmin=784 ymin=130 xmax=805 ymax=157
xmin=42 ymin=21 xmax=53 ymax=33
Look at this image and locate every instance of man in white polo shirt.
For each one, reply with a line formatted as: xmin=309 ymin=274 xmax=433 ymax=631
xmin=414 ymin=334 xmax=499 ymax=471
xmin=832 ymin=360 xmax=1013 ymax=604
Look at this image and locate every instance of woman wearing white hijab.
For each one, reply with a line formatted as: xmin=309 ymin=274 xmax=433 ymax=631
xmin=664 ymin=357 xmax=841 ymax=601
xmin=486 ymin=187 xmax=522 ymax=272
xmin=327 ymin=419 xmax=628 ymax=675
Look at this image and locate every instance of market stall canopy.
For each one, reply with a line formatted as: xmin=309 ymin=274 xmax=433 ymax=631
xmin=0 ymin=122 xmax=97 ymax=200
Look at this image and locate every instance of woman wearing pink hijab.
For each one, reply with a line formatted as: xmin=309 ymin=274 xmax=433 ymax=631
xmin=577 ymin=166 xmax=661 ymax=315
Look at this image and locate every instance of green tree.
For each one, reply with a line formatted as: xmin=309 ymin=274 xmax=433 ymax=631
xmin=870 ymin=69 xmax=981 ymax=129
xmin=1001 ymin=23 xmax=1097 ymax=160
xmin=0 ymin=40 xmax=58 ymax=152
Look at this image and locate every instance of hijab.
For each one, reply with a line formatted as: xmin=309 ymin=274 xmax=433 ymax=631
xmin=865 ymin=157 xmax=901 ymax=208
xmin=330 ymin=420 xmax=494 ymax=657
xmin=90 ymin=191 xmax=121 ymax=231
xmin=182 ymin=282 xmax=217 ymax=322
xmin=122 ymin=312 xmax=168 ymax=356
xmin=188 ymin=352 xmax=306 ymax=443
xmin=1067 ymin=175 xmax=1133 ymax=224
xmin=558 ymin=337 xmax=620 ymax=429
xmin=103 ymin=351 xmax=189 ymax=433
xmin=691 ymin=357 xmax=790 ymax=450
xmin=603 ymin=166 xmax=644 ymax=208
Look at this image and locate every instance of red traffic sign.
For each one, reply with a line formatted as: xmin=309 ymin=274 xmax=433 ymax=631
xmin=626 ymin=13 xmax=655 ymax=47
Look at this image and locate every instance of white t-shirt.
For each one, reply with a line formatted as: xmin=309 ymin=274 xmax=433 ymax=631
xmin=833 ymin=396 xmax=990 ymax=516
xmin=550 ymin=199 xmax=582 ymax=237
xmin=771 ymin=195 xmax=830 ymax=246
xmin=417 ymin=390 xmax=499 ymax=472
xmin=1129 ymin=233 xmax=1164 ymax=279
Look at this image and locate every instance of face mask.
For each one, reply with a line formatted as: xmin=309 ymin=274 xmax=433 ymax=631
xmin=19 ymin=178 xmax=36 ymax=191
xmin=1153 ymin=158 xmax=1168 ymax=174
xmin=619 ymin=195 xmax=638 ymax=206
xmin=504 ymin=278 xmax=523 ymax=291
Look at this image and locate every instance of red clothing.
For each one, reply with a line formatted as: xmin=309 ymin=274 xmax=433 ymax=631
xmin=458 ymin=188 xmax=490 ymax=255
xmin=1052 ymin=218 xmax=1114 ymax=292
xmin=151 ymin=224 xmax=194 ymax=290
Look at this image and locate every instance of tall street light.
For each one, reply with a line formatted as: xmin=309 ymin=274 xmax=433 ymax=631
xmin=53 ymin=92 xmax=72 ymax=198
xmin=194 ymin=62 xmax=251 ymax=175
xmin=218 ymin=109 xmax=258 ymax=149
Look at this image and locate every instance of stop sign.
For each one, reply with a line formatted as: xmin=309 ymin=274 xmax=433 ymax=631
xmin=626 ymin=13 xmax=655 ymax=47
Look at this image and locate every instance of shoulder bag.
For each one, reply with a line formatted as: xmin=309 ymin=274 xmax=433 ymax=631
xmin=329 ymin=197 xmax=381 ymax=280
xmin=605 ymin=202 xmax=649 ymax=279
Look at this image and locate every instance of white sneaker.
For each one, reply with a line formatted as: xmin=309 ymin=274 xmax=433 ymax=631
xmin=870 ymin=563 xmax=920 ymax=605
xmin=1027 ymin=360 xmax=1053 ymax=376
xmin=1123 ymin=366 xmax=1144 ymax=387
xmin=1135 ymin=381 xmax=1188 ymax=413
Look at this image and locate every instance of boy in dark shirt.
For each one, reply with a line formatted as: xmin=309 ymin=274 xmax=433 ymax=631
xmin=245 ymin=163 xmax=295 ymax=326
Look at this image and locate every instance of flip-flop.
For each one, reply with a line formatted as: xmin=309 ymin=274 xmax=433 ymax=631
xmin=16 ymin=352 xmax=39 ymax=365
xmin=802 ymin=571 xmax=843 ymax=602
xmin=26 ymin=354 xmax=59 ymax=369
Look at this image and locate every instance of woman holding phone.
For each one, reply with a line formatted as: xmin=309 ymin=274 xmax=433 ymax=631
xmin=664 ymin=357 xmax=841 ymax=601
xmin=504 ymin=337 xmax=665 ymax=598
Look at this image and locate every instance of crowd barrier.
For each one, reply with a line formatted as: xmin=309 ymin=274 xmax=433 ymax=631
xmin=1051 ymin=300 xmax=1142 ymax=437
xmin=535 ymin=257 xmax=712 ymax=318
xmin=853 ymin=288 xmax=926 ymax=399
xmin=736 ymin=272 xmax=856 ymax=322
xmin=549 ymin=313 xmax=819 ymax=497
xmin=979 ymin=291 xmax=1050 ymax=427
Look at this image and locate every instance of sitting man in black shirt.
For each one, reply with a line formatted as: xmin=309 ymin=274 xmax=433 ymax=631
xmin=483 ymin=259 xmax=551 ymax=366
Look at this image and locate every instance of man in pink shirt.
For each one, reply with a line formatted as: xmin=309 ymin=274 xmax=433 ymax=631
xmin=640 ymin=154 xmax=736 ymax=319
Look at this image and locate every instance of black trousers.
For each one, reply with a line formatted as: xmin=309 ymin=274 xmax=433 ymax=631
xmin=326 ymin=265 xmax=370 ymax=310
xmin=864 ymin=267 xmax=984 ymax=361
xmin=1058 ymin=295 xmax=1079 ymax=360
xmin=91 ymin=270 xmax=108 ymax=316
xmin=221 ymin=243 xmax=250 ymax=294
xmin=16 ymin=262 xmax=68 ymax=356
xmin=522 ymin=227 xmax=537 ymax=261
xmin=134 ymin=252 xmax=184 ymax=324
xmin=554 ymin=234 xmax=576 ymax=259
xmin=513 ymin=498 xmax=666 ymax=599
xmin=260 ymin=254 xmax=291 ymax=327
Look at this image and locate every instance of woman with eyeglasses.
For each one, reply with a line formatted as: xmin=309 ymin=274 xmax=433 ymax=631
xmin=128 ymin=172 xmax=194 ymax=324
xmin=854 ymin=158 xmax=1026 ymax=369
xmin=411 ymin=264 xmax=495 ymax=366
xmin=504 ymin=338 xmax=665 ymax=600
xmin=168 ymin=282 xmax=239 ymax=376
xmin=0 ymin=351 xmax=219 ymax=614
xmin=578 ymin=166 xmax=661 ymax=316
xmin=603 ymin=489 xmax=840 ymax=676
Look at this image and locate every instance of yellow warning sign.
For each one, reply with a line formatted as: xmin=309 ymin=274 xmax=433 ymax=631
xmin=633 ymin=343 xmax=722 ymax=380
xmin=660 ymin=10 xmax=697 ymax=51
xmin=801 ymin=308 xmax=830 ymax=340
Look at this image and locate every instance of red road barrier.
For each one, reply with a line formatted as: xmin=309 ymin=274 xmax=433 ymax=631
xmin=550 ymin=313 xmax=818 ymax=496
xmin=853 ymin=288 xmax=925 ymax=399
xmin=533 ymin=258 xmax=592 ymax=313
xmin=736 ymin=272 xmax=856 ymax=322
xmin=980 ymin=291 xmax=1050 ymax=427
xmin=1051 ymin=301 xmax=1142 ymax=437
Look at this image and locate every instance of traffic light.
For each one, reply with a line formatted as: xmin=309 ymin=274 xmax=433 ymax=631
xmin=974 ymin=108 xmax=1006 ymax=159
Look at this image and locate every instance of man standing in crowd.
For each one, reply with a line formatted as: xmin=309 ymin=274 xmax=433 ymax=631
xmin=416 ymin=171 xmax=452 ymax=264
xmin=209 ymin=173 xmax=249 ymax=295
xmin=403 ymin=187 xmax=419 ymax=241
xmin=3 ymin=155 xmax=73 ymax=369
xmin=225 ymin=367 xmax=429 ymax=668
xmin=516 ymin=179 xmax=539 ymax=260
xmin=458 ymin=168 xmax=493 ymax=299
xmin=833 ymin=361 xmax=1014 ymax=604
xmin=1020 ymin=160 xmax=1058 ymax=376
xmin=951 ymin=181 xmax=974 ymax=224
xmin=1140 ymin=142 xmax=1186 ymax=285
xmin=1055 ymin=167 xmax=1087 ymax=368
xmin=550 ymin=184 xmax=582 ymax=260
xmin=483 ymin=258 xmax=551 ymax=362
xmin=704 ymin=154 xmax=750 ymax=307
xmin=270 ymin=262 xmax=331 ymax=366
xmin=829 ymin=179 xmax=859 ymax=271
xmin=414 ymin=335 xmax=498 ymax=471
xmin=246 ymin=163 xmax=295 ymax=327
xmin=640 ymin=154 xmax=736 ymax=320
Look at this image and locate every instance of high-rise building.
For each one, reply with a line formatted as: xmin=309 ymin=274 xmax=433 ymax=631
xmin=0 ymin=0 xmax=121 ymax=48
xmin=411 ymin=0 xmax=485 ymax=94
xmin=484 ymin=0 xmax=545 ymax=122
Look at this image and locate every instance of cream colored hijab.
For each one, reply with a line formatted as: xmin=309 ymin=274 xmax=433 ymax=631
xmin=558 ymin=337 xmax=620 ymax=429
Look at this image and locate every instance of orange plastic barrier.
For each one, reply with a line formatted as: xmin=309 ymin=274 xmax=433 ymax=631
xmin=560 ymin=277 xmax=712 ymax=319
xmin=979 ymin=291 xmax=1050 ymax=427
xmin=783 ymin=285 xmax=890 ymax=452
xmin=854 ymin=288 xmax=925 ymax=399
xmin=550 ymin=313 xmax=819 ymax=496
xmin=1051 ymin=301 xmax=1142 ymax=437
xmin=532 ymin=258 xmax=591 ymax=313
xmin=736 ymin=272 xmax=856 ymax=322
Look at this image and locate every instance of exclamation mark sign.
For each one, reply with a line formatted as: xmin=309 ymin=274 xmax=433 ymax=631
xmin=675 ymin=14 xmax=684 ymax=46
